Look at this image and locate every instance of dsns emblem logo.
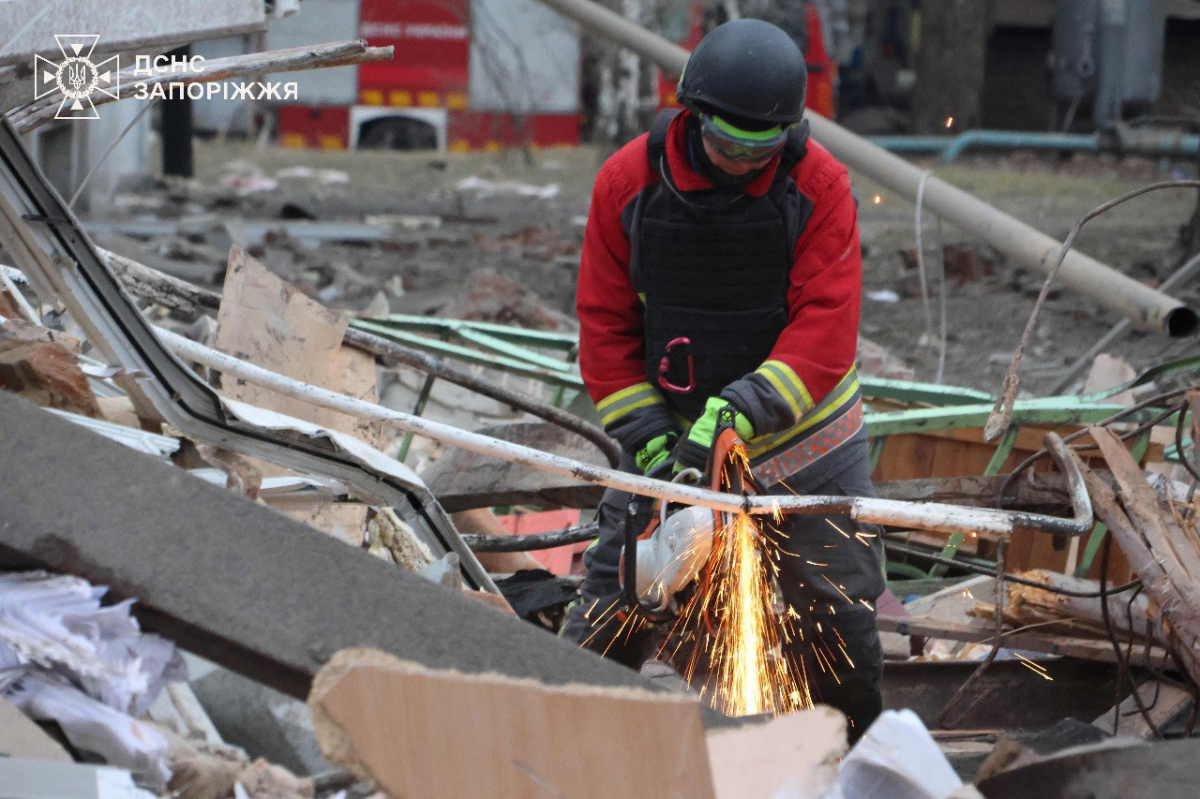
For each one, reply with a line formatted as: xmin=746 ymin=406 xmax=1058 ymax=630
xmin=34 ymin=35 xmax=119 ymax=120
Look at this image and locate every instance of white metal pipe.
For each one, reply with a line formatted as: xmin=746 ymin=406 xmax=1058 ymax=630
xmin=533 ymin=0 xmax=1197 ymax=337
xmin=157 ymin=328 xmax=1087 ymax=538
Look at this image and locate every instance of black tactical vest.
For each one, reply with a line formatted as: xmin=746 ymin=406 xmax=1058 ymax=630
xmin=628 ymin=110 xmax=814 ymax=419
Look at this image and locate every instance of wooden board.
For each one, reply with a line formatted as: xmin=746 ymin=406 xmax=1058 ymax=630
xmin=1093 ymin=681 xmax=1194 ymax=738
xmin=873 ymin=423 xmax=1149 ymax=578
xmin=214 ymin=247 xmax=382 ymax=449
xmin=309 ymin=648 xmax=715 ymax=799
xmin=282 ymin=501 xmax=372 ymax=547
xmin=706 ymin=708 xmax=845 ymax=798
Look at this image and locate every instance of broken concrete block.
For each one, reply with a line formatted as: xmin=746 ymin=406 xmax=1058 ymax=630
xmin=234 ymin=759 xmax=314 ymax=798
xmin=157 ymin=721 xmax=248 ymax=799
xmin=857 ymin=336 xmax=915 ymax=381
xmin=0 ymin=325 xmax=99 ymax=417
xmin=190 ymin=669 xmax=335 ymax=778
xmin=0 ymin=390 xmax=666 ymax=704
xmin=96 ymin=396 xmax=152 ymax=430
xmin=0 ymin=316 xmax=82 ymax=352
xmin=0 ymin=286 xmax=19 ymax=319
xmin=420 ymin=422 xmax=607 ymax=512
xmin=365 ymin=507 xmax=434 ymax=571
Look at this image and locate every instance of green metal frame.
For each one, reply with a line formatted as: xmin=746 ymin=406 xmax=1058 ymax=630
xmin=352 ymin=316 xmax=583 ymax=391
xmin=863 ymin=355 xmax=1200 ymax=579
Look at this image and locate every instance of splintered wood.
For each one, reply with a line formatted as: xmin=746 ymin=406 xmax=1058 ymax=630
xmin=1081 ymin=425 xmax=1200 ymax=687
xmin=308 ymin=648 xmax=846 ymax=799
xmin=970 ymin=569 xmax=1156 ymax=642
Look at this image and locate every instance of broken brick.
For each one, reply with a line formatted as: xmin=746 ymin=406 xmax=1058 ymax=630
xmin=0 ymin=322 xmax=100 ymax=417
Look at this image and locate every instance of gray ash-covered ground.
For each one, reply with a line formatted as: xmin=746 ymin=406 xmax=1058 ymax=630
xmin=97 ymin=139 xmax=1200 ymax=396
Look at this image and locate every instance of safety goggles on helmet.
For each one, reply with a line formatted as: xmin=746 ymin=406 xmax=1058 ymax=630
xmin=699 ymin=112 xmax=791 ymax=163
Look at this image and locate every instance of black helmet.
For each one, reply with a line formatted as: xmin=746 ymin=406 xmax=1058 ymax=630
xmin=676 ymin=19 xmax=807 ymax=127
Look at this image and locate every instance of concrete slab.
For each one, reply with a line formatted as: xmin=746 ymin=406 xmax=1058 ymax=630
xmin=0 ymin=391 xmax=690 ymax=706
xmin=191 ymin=669 xmax=333 ymax=777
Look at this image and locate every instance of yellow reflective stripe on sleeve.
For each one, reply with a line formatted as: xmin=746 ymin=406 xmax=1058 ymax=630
xmin=747 ymin=368 xmax=860 ymax=458
xmin=596 ymin=381 xmax=663 ymax=427
xmin=757 ymin=360 xmax=815 ymax=422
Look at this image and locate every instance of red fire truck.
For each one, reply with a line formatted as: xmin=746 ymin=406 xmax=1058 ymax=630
xmin=275 ymin=0 xmax=582 ymax=152
xmin=655 ymin=2 xmax=837 ymax=118
xmin=273 ymin=0 xmax=835 ymax=152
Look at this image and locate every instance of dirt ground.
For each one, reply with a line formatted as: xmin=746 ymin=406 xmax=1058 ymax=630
xmin=102 ymin=137 xmax=1200 ymax=397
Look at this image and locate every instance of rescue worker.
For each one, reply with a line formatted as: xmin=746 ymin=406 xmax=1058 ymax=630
xmin=565 ymin=19 xmax=884 ymax=739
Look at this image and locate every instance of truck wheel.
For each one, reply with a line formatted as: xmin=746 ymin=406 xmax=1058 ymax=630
xmin=358 ymin=117 xmax=439 ymax=151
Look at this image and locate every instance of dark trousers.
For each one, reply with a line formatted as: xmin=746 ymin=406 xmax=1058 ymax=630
xmin=564 ymin=444 xmax=884 ymax=740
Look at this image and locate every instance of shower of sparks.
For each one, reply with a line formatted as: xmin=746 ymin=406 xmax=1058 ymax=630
xmin=873 ymin=194 xmax=882 ymax=205
xmin=580 ymin=444 xmax=869 ymax=718
xmin=945 ymin=116 xmax=955 ymax=128
xmin=826 ymin=519 xmax=852 ymax=539
xmin=1015 ymin=653 xmax=1053 ymax=681
xmin=657 ymin=442 xmax=815 ymax=717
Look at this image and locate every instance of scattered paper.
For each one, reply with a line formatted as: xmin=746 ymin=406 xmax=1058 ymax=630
xmin=0 ymin=572 xmax=186 ymax=788
xmin=456 ymin=176 xmax=560 ymax=200
xmin=829 ymin=710 xmax=963 ymax=799
xmin=10 ymin=673 xmax=171 ymax=788
xmin=275 ymin=165 xmax=349 ymax=184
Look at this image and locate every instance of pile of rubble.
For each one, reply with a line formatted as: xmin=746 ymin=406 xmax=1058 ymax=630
xmin=8 ymin=107 xmax=1200 ymax=793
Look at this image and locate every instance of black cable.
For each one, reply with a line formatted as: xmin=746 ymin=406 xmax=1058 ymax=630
xmin=884 ymin=539 xmax=1141 ymax=597
xmin=463 ymin=523 xmax=600 ymax=552
xmin=937 ymin=541 xmax=1008 ymax=730
xmin=1100 ymin=533 xmax=1164 ymax=739
xmin=1119 ymin=585 xmax=1164 ymax=724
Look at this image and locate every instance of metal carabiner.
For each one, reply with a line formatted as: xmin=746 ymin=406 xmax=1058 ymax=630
xmin=657 ymin=336 xmax=696 ymax=394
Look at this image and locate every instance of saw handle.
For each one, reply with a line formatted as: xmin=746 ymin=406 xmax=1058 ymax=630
xmin=619 ymin=493 xmax=655 ymax=614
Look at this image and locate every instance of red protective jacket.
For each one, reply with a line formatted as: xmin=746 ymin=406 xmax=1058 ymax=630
xmin=577 ymin=111 xmax=863 ymax=473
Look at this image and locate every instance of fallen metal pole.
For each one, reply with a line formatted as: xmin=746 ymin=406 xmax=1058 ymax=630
xmin=1050 ymin=250 xmax=1200 ymax=394
xmin=533 ymin=0 xmax=1198 ymax=338
xmin=159 ymin=328 xmax=1092 ymax=539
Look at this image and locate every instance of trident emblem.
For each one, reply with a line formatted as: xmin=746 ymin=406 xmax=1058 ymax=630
xmin=33 ymin=35 xmax=120 ymax=120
